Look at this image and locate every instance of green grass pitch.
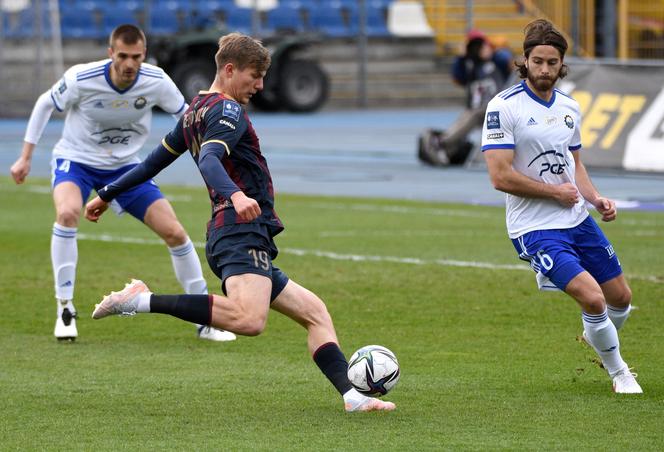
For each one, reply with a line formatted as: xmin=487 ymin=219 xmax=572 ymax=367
xmin=1 ymin=177 xmax=663 ymax=450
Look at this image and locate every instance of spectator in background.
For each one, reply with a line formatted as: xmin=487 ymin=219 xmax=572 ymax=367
xmin=419 ymin=30 xmax=513 ymax=166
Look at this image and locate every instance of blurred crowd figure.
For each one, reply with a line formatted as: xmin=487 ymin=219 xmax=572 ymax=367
xmin=419 ymin=30 xmax=513 ymax=166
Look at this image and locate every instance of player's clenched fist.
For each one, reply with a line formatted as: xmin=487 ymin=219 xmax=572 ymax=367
xmin=85 ymin=196 xmax=110 ymax=222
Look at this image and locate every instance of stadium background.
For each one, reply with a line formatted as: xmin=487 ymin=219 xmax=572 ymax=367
xmin=2 ymin=0 xmax=664 ymax=195
xmin=2 ymin=2 xmax=664 ymax=450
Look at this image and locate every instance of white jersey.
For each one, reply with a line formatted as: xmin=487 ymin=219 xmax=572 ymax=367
xmin=49 ymin=59 xmax=186 ymax=169
xmin=481 ymin=80 xmax=588 ymax=238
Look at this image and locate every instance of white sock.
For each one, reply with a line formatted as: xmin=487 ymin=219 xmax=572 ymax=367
xmin=136 ymin=293 xmax=151 ymax=313
xmin=582 ymin=310 xmax=627 ymax=377
xmin=51 ymin=223 xmax=77 ymax=302
xmin=607 ymin=304 xmax=631 ymax=331
xmin=168 ymin=238 xmax=208 ymax=294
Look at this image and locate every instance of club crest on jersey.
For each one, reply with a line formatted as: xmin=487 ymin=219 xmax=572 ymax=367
xmin=134 ymin=96 xmax=147 ymax=109
xmin=486 ymin=111 xmax=500 ymax=129
xmin=222 ymin=100 xmax=241 ymax=121
xmin=564 ymin=114 xmax=574 ymax=129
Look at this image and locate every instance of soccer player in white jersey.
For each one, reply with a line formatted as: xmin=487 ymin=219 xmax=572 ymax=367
xmin=10 ymin=24 xmax=235 ymax=343
xmin=481 ymin=19 xmax=642 ymax=394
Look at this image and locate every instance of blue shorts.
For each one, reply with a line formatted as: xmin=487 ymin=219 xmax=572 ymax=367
xmin=51 ymin=158 xmax=163 ymax=221
xmin=511 ymin=216 xmax=623 ymax=291
xmin=205 ymin=223 xmax=289 ymax=302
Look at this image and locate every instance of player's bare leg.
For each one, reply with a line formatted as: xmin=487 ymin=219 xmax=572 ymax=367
xmin=272 ymin=280 xmax=396 ymax=412
xmin=93 ymin=277 xmax=396 ymax=410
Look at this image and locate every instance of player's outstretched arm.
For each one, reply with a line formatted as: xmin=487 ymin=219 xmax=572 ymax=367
xmin=96 ymin=142 xmax=179 ymax=202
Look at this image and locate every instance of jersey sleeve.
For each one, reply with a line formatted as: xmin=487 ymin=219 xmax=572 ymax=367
xmin=480 ymin=96 xmax=515 ymax=152
xmin=568 ymin=106 xmax=582 ymax=152
xmin=156 ymin=70 xmax=186 ymax=117
xmin=49 ymin=67 xmax=80 ymax=112
xmin=201 ymin=99 xmax=248 ymax=155
xmin=162 ymin=115 xmax=188 ymax=156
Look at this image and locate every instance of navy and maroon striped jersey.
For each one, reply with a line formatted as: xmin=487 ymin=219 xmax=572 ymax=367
xmin=163 ymin=92 xmax=283 ymax=235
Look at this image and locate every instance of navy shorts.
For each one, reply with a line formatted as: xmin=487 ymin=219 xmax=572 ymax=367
xmin=511 ymin=215 xmax=623 ymax=291
xmin=51 ymin=158 xmax=163 ymax=221
xmin=205 ymin=223 xmax=289 ymax=302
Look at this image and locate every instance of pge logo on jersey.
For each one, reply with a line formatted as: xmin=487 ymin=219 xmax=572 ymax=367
xmin=486 ymin=111 xmax=500 ymax=129
xmin=528 ymin=150 xmax=569 ymax=177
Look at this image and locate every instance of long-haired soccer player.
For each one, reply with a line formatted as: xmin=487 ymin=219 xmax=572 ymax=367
xmin=481 ymin=19 xmax=642 ymax=393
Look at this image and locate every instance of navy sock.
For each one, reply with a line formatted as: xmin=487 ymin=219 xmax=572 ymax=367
xmin=313 ymin=342 xmax=353 ymax=395
xmin=150 ymin=294 xmax=212 ymax=325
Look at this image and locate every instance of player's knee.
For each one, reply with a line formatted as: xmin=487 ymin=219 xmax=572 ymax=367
xmin=237 ymin=315 xmax=268 ymax=336
xmin=583 ymin=291 xmax=607 ymax=313
xmin=160 ymin=222 xmax=188 ymax=247
xmin=302 ymin=295 xmax=333 ymax=328
xmin=56 ymin=206 xmax=81 ymax=227
xmin=608 ymin=286 xmax=632 ymax=309
xmin=228 ymin=295 xmax=269 ymax=336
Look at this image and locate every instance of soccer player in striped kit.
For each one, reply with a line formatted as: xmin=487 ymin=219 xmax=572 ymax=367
xmin=482 ymin=19 xmax=641 ymax=393
xmin=85 ymin=33 xmax=396 ymax=412
xmin=10 ymin=24 xmax=235 ymax=343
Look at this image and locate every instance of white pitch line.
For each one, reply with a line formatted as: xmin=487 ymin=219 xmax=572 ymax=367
xmin=77 ymin=232 xmax=525 ymax=271
xmin=76 ymin=233 xmax=663 ymax=283
xmin=0 ymin=184 xmax=192 ymax=201
xmin=306 ymin=201 xmax=496 ymax=218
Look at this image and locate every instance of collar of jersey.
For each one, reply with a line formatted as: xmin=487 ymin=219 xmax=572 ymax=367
xmin=521 ymin=80 xmax=556 ymax=108
xmin=104 ymin=61 xmax=140 ymax=94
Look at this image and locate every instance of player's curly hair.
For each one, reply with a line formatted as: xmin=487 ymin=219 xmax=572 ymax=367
xmin=215 ymin=33 xmax=271 ymax=74
xmin=515 ymin=19 xmax=568 ymax=79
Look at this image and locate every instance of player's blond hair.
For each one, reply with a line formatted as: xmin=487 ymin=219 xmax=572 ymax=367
xmin=215 ymin=33 xmax=271 ymax=73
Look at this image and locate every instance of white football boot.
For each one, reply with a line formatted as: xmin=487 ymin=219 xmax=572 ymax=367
xmin=92 ymin=279 xmax=150 ymax=319
xmin=612 ymin=367 xmax=643 ymax=394
xmin=197 ymin=326 xmax=237 ymax=342
xmin=54 ymin=300 xmax=78 ymax=341
xmin=344 ymin=389 xmax=396 ymax=413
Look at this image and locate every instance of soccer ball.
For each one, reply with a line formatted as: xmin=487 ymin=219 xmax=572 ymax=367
xmin=347 ymin=345 xmax=400 ymax=397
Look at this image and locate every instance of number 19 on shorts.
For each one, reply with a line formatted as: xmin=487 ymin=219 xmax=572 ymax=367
xmin=248 ymin=249 xmax=270 ymax=271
